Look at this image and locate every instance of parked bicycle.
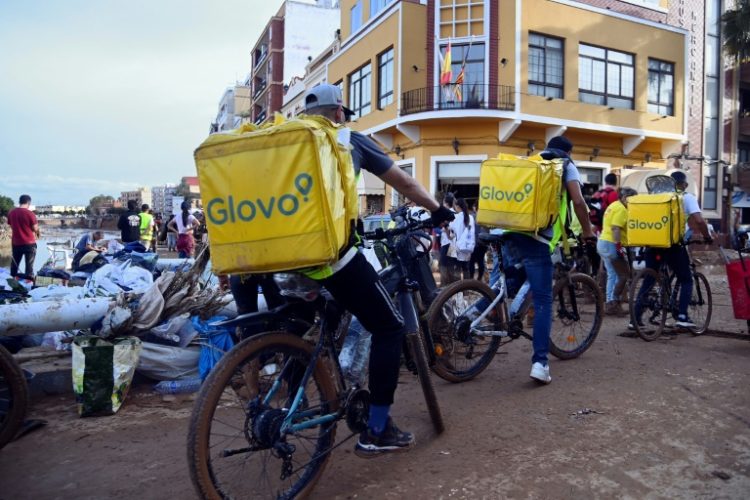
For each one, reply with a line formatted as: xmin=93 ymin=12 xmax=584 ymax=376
xmin=187 ymin=218 xmax=444 ymax=499
xmin=426 ymin=233 xmax=603 ymax=371
xmin=628 ymin=241 xmax=712 ymax=341
xmin=0 ymin=344 xmax=28 ymax=450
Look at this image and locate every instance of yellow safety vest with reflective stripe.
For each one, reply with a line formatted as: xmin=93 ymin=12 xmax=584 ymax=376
xmin=139 ymin=212 xmax=154 ymax=241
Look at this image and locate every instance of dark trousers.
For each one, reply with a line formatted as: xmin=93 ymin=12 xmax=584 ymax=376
xmin=469 ymin=244 xmax=488 ymax=280
xmin=320 ymin=251 xmax=406 ymax=406
xmin=635 ymin=246 xmax=692 ymax=319
xmin=11 ymin=243 xmax=36 ymax=277
xmin=229 ymin=274 xmax=285 ymax=315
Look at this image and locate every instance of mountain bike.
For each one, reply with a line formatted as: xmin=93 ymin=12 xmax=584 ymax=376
xmin=426 ymin=233 xmax=603 ymax=366
xmin=0 ymin=344 xmax=28 ymax=450
xmin=366 ymin=207 xmax=503 ymax=384
xmin=629 ymin=241 xmax=712 ymax=341
xmin=187 ymin=220 xmax=444 ymax=500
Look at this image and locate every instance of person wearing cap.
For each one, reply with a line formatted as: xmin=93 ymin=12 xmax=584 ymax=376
xmin=632 ymin=170 xmax=713 ymax=329
xmin=502 ymin=136 xmax=596 ymax=384
xmin=597 ymin=187 xmax=638 ymax=316
xmin=303 ymin=83 xmax=454 ymax=457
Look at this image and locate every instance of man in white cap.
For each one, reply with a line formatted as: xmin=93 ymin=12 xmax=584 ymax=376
xmin=304 ymin=83 xmax=453 ymax=458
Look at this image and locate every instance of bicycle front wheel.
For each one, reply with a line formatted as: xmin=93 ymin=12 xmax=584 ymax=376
xmin=187 ymin=332 xmax=339 ymax=500
xmin=549 ymin=273 xmax=603 ymax=359
xmin=672 ymin=272 xmax=713 ymax=335
xmin=0 ymin=345 xmax=28 ymax=450
xmin=425 ymin=279 xmax=502 ymax=383
xmin=629 ymin=269 xmax=667 ymax=341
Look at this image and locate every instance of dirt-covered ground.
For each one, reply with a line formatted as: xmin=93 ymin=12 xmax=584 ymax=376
xmin=1 ymin=273 xmax=749 ymax=499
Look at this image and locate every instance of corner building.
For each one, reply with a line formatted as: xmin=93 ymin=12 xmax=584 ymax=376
xmin=327 ymin=0 xmax=688 ymax=208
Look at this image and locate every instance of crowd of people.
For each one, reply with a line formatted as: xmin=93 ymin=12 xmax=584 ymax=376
xmin=116 ymin=199 xmax=205 ymax=260
xmin=3 ymin=196 xmax=207 ymax=278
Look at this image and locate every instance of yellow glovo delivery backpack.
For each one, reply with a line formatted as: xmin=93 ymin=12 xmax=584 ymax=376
xmin=194 ymin=115 xmax=358 ymax=274
xmin=625 ymin=193 xmax=685 ymax=248
xmin=477 ymin=154 xmax=564 ymax=233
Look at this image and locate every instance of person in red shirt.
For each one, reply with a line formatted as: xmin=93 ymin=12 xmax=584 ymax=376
xmin=7 ymin=194 xmax=40 ymax=277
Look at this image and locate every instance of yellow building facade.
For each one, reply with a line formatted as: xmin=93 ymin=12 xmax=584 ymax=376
xmin=327 ymin=0 xmax=687 ymax=208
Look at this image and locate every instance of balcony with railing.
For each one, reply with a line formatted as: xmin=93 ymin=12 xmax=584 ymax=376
xmin=254 ymin=45 xmax=269 ymax=69
xmin=401 ymin=84 xmax=514 ymax=116
xmin=253 ymin=79 xmax=267 ymax=100
xmin=254 ymin=110 xmax=267 ymax=125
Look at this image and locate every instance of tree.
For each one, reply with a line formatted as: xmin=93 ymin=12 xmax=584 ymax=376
xmin=0 ymin=195 xmax=14 ymax=217
xmin=722 ymin=1 xmax=750 ymax=62
xmin=87 ymin=194 xmax=115 ymax=215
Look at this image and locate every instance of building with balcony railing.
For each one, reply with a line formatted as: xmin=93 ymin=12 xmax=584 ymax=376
xmin=247 ymin=0 xmax=340 ymax=126
xmin=326 ymin=0 xmax=737 ymax=232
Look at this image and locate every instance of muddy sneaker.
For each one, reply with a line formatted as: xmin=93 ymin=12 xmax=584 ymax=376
xmin=354 ymin=418 xmax=415 ymax=458
xmin=530 ymin=362 xmax=551 ymax=384
xmin=675 ymin=315 xmax=696 ymax=328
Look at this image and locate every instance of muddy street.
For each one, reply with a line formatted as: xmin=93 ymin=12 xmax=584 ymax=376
xmin=1 ymin=278 xmax=749 ymax=499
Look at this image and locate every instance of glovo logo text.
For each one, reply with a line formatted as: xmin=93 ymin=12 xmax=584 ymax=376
xmin=628 ymin=216 xmax=670 ymax=231
xmin=207 ymin=173 xmax=313 ymax=225
xmin=480 ymin=183 xmax=533 ymax=203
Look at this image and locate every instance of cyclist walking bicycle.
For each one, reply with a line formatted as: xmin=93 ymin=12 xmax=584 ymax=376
xmin=503 ymin=136 xmax=596 ymax=384
xmin=631 ymin=171 xmax=713 ymax=330
xmin=302 ymin=84 xmax=453 ymax=456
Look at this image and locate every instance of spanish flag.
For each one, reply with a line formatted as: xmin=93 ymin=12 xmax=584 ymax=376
xmin=440 ymin=42 xmax=452 ymax=86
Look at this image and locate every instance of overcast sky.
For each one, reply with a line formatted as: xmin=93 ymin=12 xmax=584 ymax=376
xmin=0 ymin=0 xmax=287 ymax=206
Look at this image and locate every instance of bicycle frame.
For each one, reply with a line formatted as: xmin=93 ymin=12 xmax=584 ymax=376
xmin=636 ymin=242 xmax=707 ymax=322
xmin=267 ymin=221 xmax=433 ymax=436
xmin=469 ymin=241 xmax=584 ymax=340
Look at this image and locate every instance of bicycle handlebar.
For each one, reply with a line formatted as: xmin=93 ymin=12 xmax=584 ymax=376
xmin=362 ymin=218 xmax=433 ymax=241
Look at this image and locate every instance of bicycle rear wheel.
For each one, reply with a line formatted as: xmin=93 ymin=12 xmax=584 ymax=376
xmin=549 ymin=273 xmax=603 ymax=359
xmin=0 ymin=345 xmax=28 ymax=450
xmin=406 ymin=331 xmax=445 ymax=435
xmin=425 ymin=279 xmax=502 ymax=382
xmin=187 ymin=332 xmax=339 ymax=500
xmin=671 ymin=272 xmax=712 ymax=335
xmin=629 ymin=269 xmax=667 ymax=341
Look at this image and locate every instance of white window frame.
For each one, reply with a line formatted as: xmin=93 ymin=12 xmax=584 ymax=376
xmin=438 ymin=0 xmax=487 ymax=39
xmin=429 ymin=154 xmax=488 ymax=195
xmin=391 ymin=158 xmax=416 ymax=206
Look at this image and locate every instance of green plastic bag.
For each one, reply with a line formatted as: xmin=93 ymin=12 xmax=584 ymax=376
xmin=72 ymin=336 xmax=142 ymax=417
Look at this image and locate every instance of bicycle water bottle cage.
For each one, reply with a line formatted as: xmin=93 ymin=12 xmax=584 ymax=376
xmin=274 ymin=273 xmax=322 ymax=302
